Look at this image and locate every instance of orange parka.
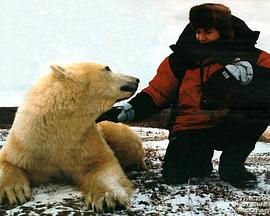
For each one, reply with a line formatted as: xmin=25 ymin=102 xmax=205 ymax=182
xmin=142 ymin=51 xmax=270 ymax=133
xmin=129 ymin=16 xmax=270 ymax=134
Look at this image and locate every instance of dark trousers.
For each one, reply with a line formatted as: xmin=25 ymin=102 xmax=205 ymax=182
xmin=162 ymin=112 xmax=269 ymax=181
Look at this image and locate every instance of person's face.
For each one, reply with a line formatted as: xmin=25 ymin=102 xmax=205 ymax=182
xmin=195 ymin=27 xmax=220 ymax=43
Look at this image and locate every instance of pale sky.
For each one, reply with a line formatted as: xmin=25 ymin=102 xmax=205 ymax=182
xmin=1 ymin=0 xmax=270 ymax=106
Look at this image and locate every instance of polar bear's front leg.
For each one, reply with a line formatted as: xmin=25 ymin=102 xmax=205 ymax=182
xmin=0 ymin=161 xmax=31 ymax=205
xmin=77 ymin=156 xmax=133 ymax=212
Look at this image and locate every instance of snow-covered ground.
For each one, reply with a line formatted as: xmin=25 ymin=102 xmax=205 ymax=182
xmin=1 ymin=1 xmax=269 ymax=215
xmin=0 ymin=127 xmax=269 ymax=216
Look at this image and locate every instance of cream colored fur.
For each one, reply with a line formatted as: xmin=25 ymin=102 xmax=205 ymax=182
xmin=0 ymin=62 xmax=144 ymax=211
xmin=97 ymin=121 xmax=146 ymax=171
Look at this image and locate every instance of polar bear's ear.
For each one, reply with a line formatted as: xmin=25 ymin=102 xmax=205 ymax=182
xmin=50 ymin=64 xmax=68 ymax=78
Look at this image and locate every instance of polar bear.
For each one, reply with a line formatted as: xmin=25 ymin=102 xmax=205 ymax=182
xmin=0 ymin=62 xmax=144 ymax=212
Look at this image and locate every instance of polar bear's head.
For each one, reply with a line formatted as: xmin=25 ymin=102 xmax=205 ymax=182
xmin=49 ymin=62 xmax=139 ymax=115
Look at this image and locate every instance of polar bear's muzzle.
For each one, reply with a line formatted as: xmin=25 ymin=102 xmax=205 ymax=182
xmin=120 ymin=78 xmax=140 ymax=93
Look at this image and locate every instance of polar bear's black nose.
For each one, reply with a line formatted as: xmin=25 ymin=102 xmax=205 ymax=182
xmin=130 ymin=76 xmax=139 ymax=84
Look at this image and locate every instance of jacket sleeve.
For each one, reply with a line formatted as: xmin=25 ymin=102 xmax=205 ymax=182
xmin=142 ymin=56 xmax=180 ymax=107
xmin=128 ymin=92 xmax=158 ymax=121
xmin=256 ymin=50 xmax=270 ymax=68
xmin=129 ymin=56 xmax=180 ymax=121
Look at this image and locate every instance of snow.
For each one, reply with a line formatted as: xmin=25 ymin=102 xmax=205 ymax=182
xmin=0 ymin=127 xmax=269 ymax=215
xmin=252 ymin=142 xmax=270 ymax=153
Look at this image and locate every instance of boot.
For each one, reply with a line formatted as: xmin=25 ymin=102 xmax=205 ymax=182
xmin=219 ymin=165 xmax=257 ymax=188
xmin=162 ymin=162 xmax=213 ymax=185
xmin=162 ymin=166 xmax=213 ymax=185
xmin=219 ymin=150 xmax=257 ymax=188
xmin=162 ymin=130 xmax=214 ymax=185
xmin=162 ymin=167 xmax=189 ymax=185
xmin=190 ymin=162 xmax=213 ymax=178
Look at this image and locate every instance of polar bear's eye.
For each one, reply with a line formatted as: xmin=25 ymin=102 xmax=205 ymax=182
xmin=104 ymin=66 xmax=111 ymax=72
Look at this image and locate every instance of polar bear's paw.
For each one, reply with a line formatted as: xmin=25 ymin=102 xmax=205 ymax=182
xmin=0 ymin=162 xmax=31 ymax=206
xmin=84 ymin=189 xmax=129 ymax=212
xmin=0 ymin=184 xmax=31 ymax=206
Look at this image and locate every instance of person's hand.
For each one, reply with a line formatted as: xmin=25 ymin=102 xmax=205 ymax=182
xmin=225 ymin=59 xmax=253 ymax=85
xmin=116 ymin=102 xmax=135 ymax=122
xmin=96 ymin=102 xmax=134 ymax=123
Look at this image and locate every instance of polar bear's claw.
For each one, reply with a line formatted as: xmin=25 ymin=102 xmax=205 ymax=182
xmin=0 ymin=184 xmax=31 ymax=206
xmin=85 ymin=191 xmax=129 ymax=212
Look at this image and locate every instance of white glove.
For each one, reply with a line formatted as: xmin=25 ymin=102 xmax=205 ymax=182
xmin=117 ymin=102 xmax=135 ymax=122
xmin=225 ymin=59 xmax=253 ymax=85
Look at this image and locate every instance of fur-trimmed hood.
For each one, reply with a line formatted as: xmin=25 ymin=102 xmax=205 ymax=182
xmin=170 ymin=15 xmax=260 ymax=64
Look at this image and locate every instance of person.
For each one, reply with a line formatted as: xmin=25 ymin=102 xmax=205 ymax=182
xmin=96 ymin=3 xmax=270 ymax=188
